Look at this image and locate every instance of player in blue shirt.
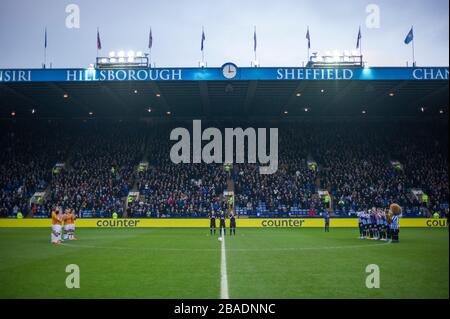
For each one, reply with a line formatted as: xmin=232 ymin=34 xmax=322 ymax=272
xmin=357 ymin=210 xmax=364 ymax=239
xmin=361 ymin=210 xmax=369 ymax=239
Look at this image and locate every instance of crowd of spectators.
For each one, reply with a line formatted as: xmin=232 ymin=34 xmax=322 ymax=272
xmin=234 ymin=126 xmax=322 ymax=215
xmin=0 ymin=121 xmax=70 ymax=218
xmin=49 ymin=122 xmax=144 ymax=218
xmin=234 ymin=121 xmax=448 ymax=217
xmin=132 ymin=133 xmax=227 ymax=217
xmin=0 ymin=119 xmax=448 ymax=218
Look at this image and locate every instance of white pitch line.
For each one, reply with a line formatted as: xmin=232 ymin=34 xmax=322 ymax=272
xmin=220 ymin=235 xmax=230 ymax=299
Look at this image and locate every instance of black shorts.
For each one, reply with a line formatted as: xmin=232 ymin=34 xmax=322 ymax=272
xmin=359 ymin=222 xmax=363 ymax=229
xmin=210 ymin=220 xmax=216 ymax=228
xmin=220 ymin=221 xmax=226 ymax=228
xmin=230 ymin=222 xmax=236 ymax=228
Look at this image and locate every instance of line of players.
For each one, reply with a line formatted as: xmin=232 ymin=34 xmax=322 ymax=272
xmin=209 ymin=211 xmax=236 ymax=236
xmin=51 ymin=207 xmax=77 ymax=244
xmin=357 ymin=208 xmax=400 ymax=243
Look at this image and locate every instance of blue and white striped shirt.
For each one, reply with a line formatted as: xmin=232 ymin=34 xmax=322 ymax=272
xmin=357 ymin=211 xmax=364 ymax=223
xmin=390 ymin=215 xmax=400 ymax=230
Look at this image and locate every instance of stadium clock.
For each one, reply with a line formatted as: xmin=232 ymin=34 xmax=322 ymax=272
xmin=222 ymin=63 xmax=238 ymax=79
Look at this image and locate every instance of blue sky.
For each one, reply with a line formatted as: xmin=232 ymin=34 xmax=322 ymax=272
xmin=0 ymin=0 xmax=448 ymax=68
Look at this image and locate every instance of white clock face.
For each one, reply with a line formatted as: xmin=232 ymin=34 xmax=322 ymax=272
xmin=222 ymin=64 xmax=237 ymax=79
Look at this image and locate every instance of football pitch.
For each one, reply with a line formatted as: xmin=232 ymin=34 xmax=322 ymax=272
xmin=0 ymin=227 xmax=448 ymax=299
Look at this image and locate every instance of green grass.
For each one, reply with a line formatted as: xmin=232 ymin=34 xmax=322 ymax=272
xmin=0 ymin=228 xmax=447 ymax=299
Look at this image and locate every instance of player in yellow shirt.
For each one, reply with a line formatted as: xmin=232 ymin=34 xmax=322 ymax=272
xmin=51 ymin=207 xmax=63 ymax=244
xmin=62 ymin=209 xmax=70 ymax=241
xmin=68 ymin=209 xmax=77 ymax=240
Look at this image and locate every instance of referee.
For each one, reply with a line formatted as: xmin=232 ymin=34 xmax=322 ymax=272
xmin=219 ymin=213 xmax=226 ymax=237
xmin=209 ymin=211 xmax=216 ymax=236
xmin=229 ymin=212 xmax=236 ymax=236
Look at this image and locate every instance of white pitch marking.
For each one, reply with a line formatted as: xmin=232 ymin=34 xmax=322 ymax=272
xmin=220 ymin=235 xmax=230 ymax=299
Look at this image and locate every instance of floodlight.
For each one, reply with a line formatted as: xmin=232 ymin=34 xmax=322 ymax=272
xmin=333 ymin=50 xmax=340 ymax=62
xmin=97 ymin=49 xmax=151 ymax=69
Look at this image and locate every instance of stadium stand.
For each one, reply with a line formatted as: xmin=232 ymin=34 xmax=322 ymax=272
xmin=133 ymin=128 xmax=228 ymax=217
xmin=0 ymin=119 xmax=448 ymax=218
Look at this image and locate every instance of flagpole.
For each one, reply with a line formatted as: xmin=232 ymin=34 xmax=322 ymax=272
xmin=44 ymin=27 xmax=47 ymax=69
xmin=360 ymin=34 xmax=362 ymax=67
xmin=201 ymin=26 xmax=205 ymax=64
xmin=254 ymin=26 xmax=257 ymax=62
xmin=307 ymin=38 xmax=309 ymax=64
xmin=411 ymin=26 xmax=415 ymax=67
xmin=359 ymin=26 xmax=362 ymax=57
xmin=306 ymin=26 xmax=310 ymax=65
xmin=149 ymin=28 xmax=152 ymax=67
xmin=96 ymin=27 xmax=99 ymax=59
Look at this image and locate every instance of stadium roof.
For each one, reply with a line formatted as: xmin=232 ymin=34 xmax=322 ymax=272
xmin=0 ymin=66 xmax=448 ymax=119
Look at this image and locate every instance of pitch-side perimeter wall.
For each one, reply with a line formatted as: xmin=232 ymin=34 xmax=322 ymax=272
xmin=0 ymin=218 xmax=447 ymax=228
